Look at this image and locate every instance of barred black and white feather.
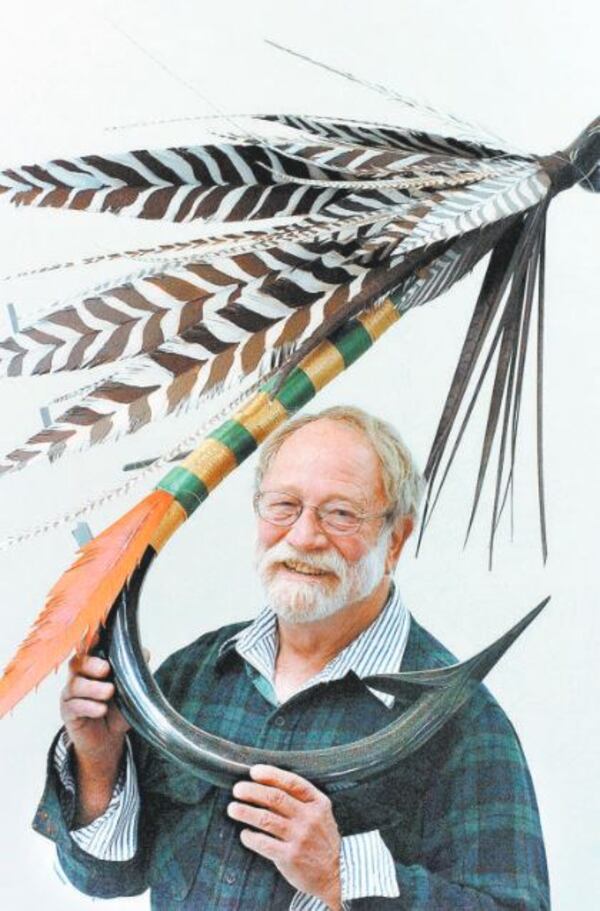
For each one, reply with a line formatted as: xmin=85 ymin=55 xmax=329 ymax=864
xmin=1 ymin=103 xmax=598 ymax=557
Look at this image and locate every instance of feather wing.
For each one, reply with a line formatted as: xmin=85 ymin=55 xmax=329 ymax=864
xmin=3 ymin=165 xmax=507 ymax=379
xmin=259 ymin=113 xmax=531 ymax=162
xmin=0 ymin=213 xmax=397 ymax=376
xmin=0 ymin=141 xmax=346 ymax=222
xmin=0 ymin=489 xmax=173 ymax=717
xmin=273 ymin=158 xmax=550 ymax=382
xmin=0 ymin=115 xmax=557 ymax=556
xmin=0 ymin=132 xmax=487 ymax=224
xmin=0 ymin=238 xmax=411 ymax=473
xmin=0 ymin=154 xmax=550 ymax=477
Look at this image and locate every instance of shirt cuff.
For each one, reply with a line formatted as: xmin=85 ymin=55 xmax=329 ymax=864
xmin=340 ymin=829 xmax=399 ymax=900
xmin=289 ymin=829 xmax=399 ymax=910
xmin=53 ymin=729 xmax=141 ymax=861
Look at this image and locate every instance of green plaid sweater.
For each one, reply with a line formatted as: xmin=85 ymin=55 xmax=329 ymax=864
xmin=33 ymin=616 xmax=549 ymax=909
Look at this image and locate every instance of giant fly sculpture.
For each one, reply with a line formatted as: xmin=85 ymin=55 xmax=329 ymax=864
xmin=0 ymin=50 xmax=597 ymax=789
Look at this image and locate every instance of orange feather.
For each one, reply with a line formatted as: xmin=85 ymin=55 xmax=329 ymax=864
xmin=0 ymin=488 xmax=173 ymax=717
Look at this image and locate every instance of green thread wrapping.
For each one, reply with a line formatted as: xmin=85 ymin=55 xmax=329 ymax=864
xmin=265 ymin=317 xmax=374 ymax=411
xmin=157 ymin=466 xmax=208 ymax=516
xmin=209 ymin=420 xmax=257 ymax=462
xmin=330 ymin=320 xmax=373 ymax=367
xmin=273 ymin=367 xmax=316 ymax=413
xmin=156 ymin=316 xmax=377 ymax=518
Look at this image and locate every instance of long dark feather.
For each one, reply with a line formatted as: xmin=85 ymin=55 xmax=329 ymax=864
xmin=423 ymin=218 xmax=525 ymax=478
xmin=536 ymin=229 xmax=548 ymax=561
xmin=480 ymin=281 xmax=522 ymax=564
xmin=419 ymin=203 xmax=549 ymax=557
xmin=493 ymin=231 xmax=541 ymax=537
xmin=464 ymin=267 xmax=527 ymax=546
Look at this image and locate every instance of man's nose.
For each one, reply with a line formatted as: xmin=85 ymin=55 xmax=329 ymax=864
xmin=285 ymin=505 xmax=329 ymax=550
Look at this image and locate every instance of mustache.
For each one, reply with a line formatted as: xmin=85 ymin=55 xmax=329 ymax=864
xmin=256 ymin=541 xmax=347 ymax=577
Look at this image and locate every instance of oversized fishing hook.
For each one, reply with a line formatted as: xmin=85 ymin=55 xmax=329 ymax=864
xmin=107 ymin=548 xmax=548 ymax=790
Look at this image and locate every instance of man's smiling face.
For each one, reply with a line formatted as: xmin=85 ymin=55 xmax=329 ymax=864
xmin=255 ymin=418 xmax=393 ymax=623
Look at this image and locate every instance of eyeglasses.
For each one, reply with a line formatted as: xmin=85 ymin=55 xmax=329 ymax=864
xmin=254 ymin=491 xmax=392 ymax=536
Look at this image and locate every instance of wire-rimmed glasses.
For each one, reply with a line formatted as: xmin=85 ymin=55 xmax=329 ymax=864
xmin=254 ymin=490 xmax=391 ymax=536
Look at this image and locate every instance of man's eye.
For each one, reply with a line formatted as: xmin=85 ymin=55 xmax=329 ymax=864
xmin=265 ymin=497 xmax=298 ymax=515
xmin=324 ymin=505 xmax=359 ymax=520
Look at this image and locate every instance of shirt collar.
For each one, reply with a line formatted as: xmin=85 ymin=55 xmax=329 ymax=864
xmin=217 ymin=584 xmax=411 ymax=708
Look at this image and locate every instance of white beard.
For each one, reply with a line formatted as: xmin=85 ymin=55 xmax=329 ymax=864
xmin=255 ymin=532 xmax=390 ymax=624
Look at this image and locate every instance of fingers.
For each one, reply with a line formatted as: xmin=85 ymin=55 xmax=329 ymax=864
xmin=69 ymin=653 xmax=111 ymax=680
xmin=61 ymin=658 xmax=116 ymax=724
xmin=248 ymin=765 xmax=322 ymax=803
xmin=67 ymin=644 xmax=149 ymax=682
xmin=227 ymin=800 xmax=290 ymax=839
xmin=232 ymin=781 xmax=296 ymax=817
xmin=229 ymin=766 xmax=330 ymax=850
xmin=231 ymin=766 xmax=339 ymax=886
xmin=64 ymin=676 xmax=115 ymax=703
xmin=229 ymin=771 xmax=301 ymax=842
xmin=61 ymin=678 xmax=114 ymax=723
xmin=239 ymin=828 xmax=285 ymax=862
xmin=62 ymin=697 xmax=109 ymax=722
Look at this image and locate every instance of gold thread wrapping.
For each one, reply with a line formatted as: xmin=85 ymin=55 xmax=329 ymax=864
xmin=297 ymin=339 xmax=346 ymax=391
xmin=235 ymin=391 xmax=289 ymax=442
xmin=358 ymin=299 xmax=401 ymax=341
xmin=149 ymin=500 xmax=188 ymax=553
xmin=181 ymin=438 xmax=238 ymax=491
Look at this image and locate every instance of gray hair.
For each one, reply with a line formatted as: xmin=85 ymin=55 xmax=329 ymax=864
xmin=254 ymin=405 xmax=424 ymax=522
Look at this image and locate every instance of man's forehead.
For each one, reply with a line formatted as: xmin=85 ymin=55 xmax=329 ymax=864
xmin=263 ymin=418 xmax=384 ymax=497
xmin=274 ymin=418 xmax=375 ymax=458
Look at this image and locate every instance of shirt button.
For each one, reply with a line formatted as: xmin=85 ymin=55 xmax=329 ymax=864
xmin=274 ymin=716 xmax=286 ymax=727
xmin=224 ymin=871 xmax=237 ymax=885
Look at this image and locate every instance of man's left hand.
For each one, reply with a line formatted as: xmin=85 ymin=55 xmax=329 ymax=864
xmin=228 ymin=764 xmax=342 ymax=910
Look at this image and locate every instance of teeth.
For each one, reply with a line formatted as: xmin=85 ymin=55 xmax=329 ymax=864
xmin=283 ymin=560 xmax=329 ymax=576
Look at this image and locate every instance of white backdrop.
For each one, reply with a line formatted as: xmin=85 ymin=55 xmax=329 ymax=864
xmin=0 ymin=1 xmax=598 ymax=908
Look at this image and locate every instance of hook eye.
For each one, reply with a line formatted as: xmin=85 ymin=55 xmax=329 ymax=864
xmin=579 ymin=162 xmax=600 ymax=193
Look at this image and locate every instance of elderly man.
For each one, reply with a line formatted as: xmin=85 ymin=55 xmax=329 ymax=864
xmin=34 ymin=406 xmax=549 ymax=910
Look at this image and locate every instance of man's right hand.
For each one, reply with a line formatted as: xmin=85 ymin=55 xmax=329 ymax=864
xmin=61 ymin=653 xmax=130 ymax=766
xmin=60 ymin=653 xmax=131 ymax=826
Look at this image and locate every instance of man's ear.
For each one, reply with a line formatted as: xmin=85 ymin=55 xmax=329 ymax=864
xmin=385 ymin=516 xmax=414 ymax=574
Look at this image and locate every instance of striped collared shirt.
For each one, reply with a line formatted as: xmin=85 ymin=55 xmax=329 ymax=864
xmin=55 ymin=585 xmax=410 ymax=907
xmin=222 ymin=583 xmax=410 ymax=709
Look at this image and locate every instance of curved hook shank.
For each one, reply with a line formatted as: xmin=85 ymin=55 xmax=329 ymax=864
xmin=107 ymin=548 xmax=549 ymax=791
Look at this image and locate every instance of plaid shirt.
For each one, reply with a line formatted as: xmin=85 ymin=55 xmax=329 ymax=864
xmin=51 ymin=588 xmax=411 ymax=906
xmin=33 ymin=605 xmax=549 ymax=910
